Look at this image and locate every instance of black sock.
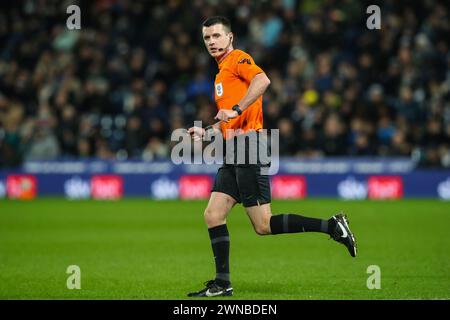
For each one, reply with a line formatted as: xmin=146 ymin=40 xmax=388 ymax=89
xmin=208 ymin=224 xmax=230 ymax=287
xmin=269 ymin=214 xmax=335 ymax=235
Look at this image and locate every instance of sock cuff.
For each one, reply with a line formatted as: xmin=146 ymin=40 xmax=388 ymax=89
xmin=208 ymin=224 xmax=229 ymax=239
xmin=320 ymin=219 xmax=329 ymax=233
xmin=269 ymin=214 xmax=285 ymax=234
xmin=215 ymin=273 xmax=230 ymax=282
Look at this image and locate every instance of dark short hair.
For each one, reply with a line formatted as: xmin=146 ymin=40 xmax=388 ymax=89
xmin=202 ymin=16 xmax=231 ymax=32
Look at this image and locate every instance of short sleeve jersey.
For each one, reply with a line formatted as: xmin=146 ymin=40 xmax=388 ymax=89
xmin=214 ymin=49 xmax=265 ymax=139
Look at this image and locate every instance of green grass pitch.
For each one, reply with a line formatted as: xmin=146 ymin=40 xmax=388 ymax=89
xmin=0 ymin=198 xmax=449 ymax=300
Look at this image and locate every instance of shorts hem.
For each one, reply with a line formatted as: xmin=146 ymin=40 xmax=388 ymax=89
xmin=242 ymin=198 xmax=271 ymax=208
xmin=211 ymin=189 xmax=242 ymax=204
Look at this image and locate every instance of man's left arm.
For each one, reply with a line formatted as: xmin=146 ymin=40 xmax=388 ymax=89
xmin=237 ymin=72 xmax=271 ymax=112
xmin=214 ymin=72 xmax=271 ymax=121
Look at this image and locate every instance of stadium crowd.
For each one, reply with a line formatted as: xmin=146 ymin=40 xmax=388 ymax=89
xmin=0 ymin=0 xmax=449 ymax=168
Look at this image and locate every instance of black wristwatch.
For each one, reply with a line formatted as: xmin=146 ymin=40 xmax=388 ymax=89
xmin=232 ymin=104 xmax=243 ymax=116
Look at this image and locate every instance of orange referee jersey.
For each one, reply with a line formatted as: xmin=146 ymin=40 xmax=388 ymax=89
xmin=214 ymin=49 xmax=265 ymax=139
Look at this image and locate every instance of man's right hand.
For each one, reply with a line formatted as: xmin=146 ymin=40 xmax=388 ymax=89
xmin=187 ymin=126 xmax=205 ymax=141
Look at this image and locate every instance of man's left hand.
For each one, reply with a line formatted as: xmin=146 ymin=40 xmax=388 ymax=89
xmin=214 ymin=109 xmax=239 ymax=122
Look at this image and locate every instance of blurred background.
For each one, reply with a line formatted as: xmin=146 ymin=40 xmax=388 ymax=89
xmin=0 ymin=0 xmax=449 ymax=199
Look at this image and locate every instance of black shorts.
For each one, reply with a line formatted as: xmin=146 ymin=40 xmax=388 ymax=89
xmin=211 ymin=164 xmax=271 ymax=207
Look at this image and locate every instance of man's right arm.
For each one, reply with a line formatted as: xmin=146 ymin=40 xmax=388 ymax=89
xmin=187 ymin=122 xmax=222 ymax=141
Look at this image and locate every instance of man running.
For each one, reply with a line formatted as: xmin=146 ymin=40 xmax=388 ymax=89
xmin=187 ymin=16 xmax=357 ymax=297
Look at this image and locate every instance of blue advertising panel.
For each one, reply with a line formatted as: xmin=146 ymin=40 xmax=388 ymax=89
xmin=0 ymin=158 xmax=449 ymax=200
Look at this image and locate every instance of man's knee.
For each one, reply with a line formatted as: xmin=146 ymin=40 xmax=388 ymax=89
xmin=204 ymin=207 xmax=226 ymax=227
xmin=253 ymin=214 xmax=272 ymax=236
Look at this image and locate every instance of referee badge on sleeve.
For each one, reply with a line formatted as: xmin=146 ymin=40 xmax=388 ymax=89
xmin=215 ymin=82 xmax=223 ymax=97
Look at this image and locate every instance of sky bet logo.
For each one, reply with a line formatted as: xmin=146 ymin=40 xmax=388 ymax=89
xmin=91 ymin=175 xmax=123 ymax=200
xmin=151 ymin=177 xmax=179 ymax=199
xmin=337 ymin=176 xmax=368 ymax=200
xmin=437 ymin=178 xmax=450 ymax=200
xmin=64 ymin=177 xmax=90 ymax=200
xmin=271 ymin=175 xmax=306 ymax=199
xmin=368 ymin=176 xmax=403 ymax=199
xmin=0 ymin=180 xmax=5 ymax=198
xmin=179 ymin=175 xmax=213 ymax=199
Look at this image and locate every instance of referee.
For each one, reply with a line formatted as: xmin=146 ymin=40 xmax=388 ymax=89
xmin=187 ymin=16 xmax=357 ymax=297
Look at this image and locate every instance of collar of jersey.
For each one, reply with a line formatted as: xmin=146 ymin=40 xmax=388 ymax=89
xmin=218 ymin=49 xmax=236 ymax=68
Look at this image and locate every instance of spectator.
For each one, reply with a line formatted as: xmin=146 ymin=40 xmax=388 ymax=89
xmin=317 ymin=113 xmax=346 ymax=156
xmin=24 ymin=127 xmax=61 ymax=160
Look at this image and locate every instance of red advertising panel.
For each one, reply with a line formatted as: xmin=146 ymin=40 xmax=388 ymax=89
xmin=368 ymin=176 xmax=403 ymax=199
xmin=91 ymin=175 xmax=123 ymax=200
xmin=6 ymin=175 xmax=37 ymax=200
xmin=179 ymin=175 xmax=213 ymax=199
xmin=271 ymin=175 xmax=307 ymax=199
